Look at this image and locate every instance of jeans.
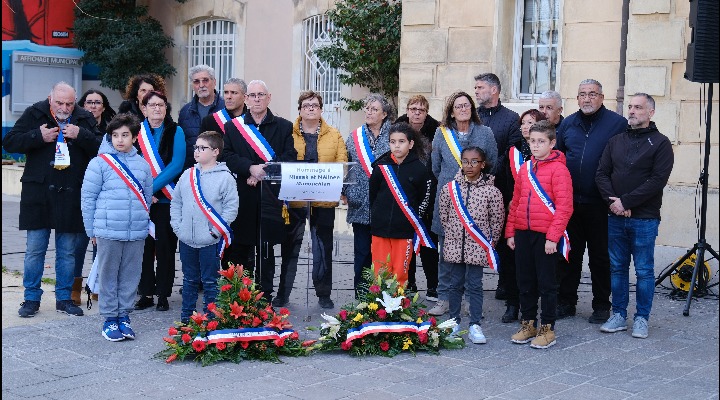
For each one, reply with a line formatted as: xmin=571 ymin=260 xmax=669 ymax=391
xmin=446 ymin=262 xmax=484 ymax=325
xmin=352 ymin=223 xmax=373 ymax=291
xmin=73 ymin=234 xmax=90 ymax=278
xmin=23 ymin=229 xmax=81 ymax=302
xmin=179 ymin=241 xmax=221 ymax=320
xmin=608 ymin=216 xmax=659 ymax=321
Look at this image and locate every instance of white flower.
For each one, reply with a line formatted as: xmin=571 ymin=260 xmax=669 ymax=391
xmin=430 ymin=331 xmax=440 ymax=347
xmin=437 ymin=318 xmax=458 ymax=330
xmin=320 ymin=313 xmax=340 ymax=329
xmin=356 ymin=302 xmax=368 ymax=310
xmin=376 ymin=291 xmax=404 ymax=313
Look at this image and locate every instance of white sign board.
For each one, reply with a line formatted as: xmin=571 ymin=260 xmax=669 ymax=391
xmin=278 ymin=163 xmax=344 ymax=201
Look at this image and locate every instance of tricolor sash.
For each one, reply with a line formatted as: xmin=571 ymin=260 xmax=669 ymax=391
xmin=212 ymin=108 xmax=232 ymax=134
xmin=448 ymin=181 xmax=500 ymax=271
xmin=99 ymin=153 xmax=154 ymax=237
xmin=137 ymin=120 xmax=175 ymax=199
xmin=352 ymin=125 xmax=375 ymax=177
xmin=189 ymin=167 xmax=233 ymax=257
xmin=202 ymin=327 xmax=295 ymax=344
xmin=378 ymin=164 xmax=435 ymax=253
xmin=509 ymin=146 xmax=524 ymax=180
xmin=524 ymin=160 xmax=571 ymax=261
xmin=440 ymin=126 xmax=462 ymax=167
xmin=231 ymin=115 xmax=275 ymax=162
xmin=344 ymin=321 xmax=431 ymax=345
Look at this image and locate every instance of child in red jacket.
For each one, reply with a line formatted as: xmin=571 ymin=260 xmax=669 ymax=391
xmin=505 ymin=120 xmax=573 ymax=349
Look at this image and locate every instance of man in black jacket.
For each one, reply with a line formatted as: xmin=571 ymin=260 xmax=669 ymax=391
xmin=595 ymin=93 xmax=673 ymax=339
xmin=3 ymin=81 xmax=101 ymax=318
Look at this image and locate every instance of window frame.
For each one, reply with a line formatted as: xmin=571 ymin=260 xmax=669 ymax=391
xmin=187 ymin=19 xmax=237 ymax=102
xmin=300 ymin=14 xmax=342 ymax=127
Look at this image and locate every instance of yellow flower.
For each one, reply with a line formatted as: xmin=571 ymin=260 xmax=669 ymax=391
xmin=397 ymin=286 xmax=405 ymax=296
xmin=368 ymin=303 xmax=378 ymax=311
xmin=402 ymin=338 xmax=413 ymax=350
xmin=416 ymin=317 xmax=423 ymax=324
xmin=353 ymin=313 xmax=364 ymax=322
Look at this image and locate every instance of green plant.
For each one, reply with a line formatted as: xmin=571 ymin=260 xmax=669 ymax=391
xmin=315 ymin=0 xmax=401 ymax=112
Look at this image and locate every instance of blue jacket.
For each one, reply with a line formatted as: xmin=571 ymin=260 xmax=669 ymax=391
xmin=81 ymin=136 xmax=153 ymax=241
xmin=556 ymin=105 xmax=626 ymax=204
xmin=178 ymin=92 xmax=225 ymax=169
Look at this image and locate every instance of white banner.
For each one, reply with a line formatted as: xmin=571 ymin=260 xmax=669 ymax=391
xmin=278 ymin=162 xmax=344 ymax=202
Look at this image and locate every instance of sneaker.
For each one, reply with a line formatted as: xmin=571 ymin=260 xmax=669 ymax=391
xmin=272 ymin=296 xmax=289 ymax=308
xmin=530 ymin=324 xmax=556 ymax=349
xmin=318 ymin=296 xmax=334 ymax=309
xmin=600 ymin=313 xmax=627 ymax=333
xmin=501 ymin=305 xmax=519 ymax=323
xmin=632 ymin=317 xmax=649 ymax=339
xmin=134 ymin=296 xmax=154 ymax=310
xmin=428 ymin=299 xmax=448 ymax=316
xmin=588 ymin=309 xmax=610 ymax=324
xmin=511 ymin=320 xmax=537 ymax=344
xmin=18 ymin=301 xmax=40 ymax=318
xmin=556 ymin=304 xmax=576 ymax=320
xmin=468 ymin=324 xmax=487 ymax=344
xmin=56 ymin=300 xmax=84 ymax=316
xmin=425 ymin=289 xmax=438 ymax=302
xmin=102 ymin=319 xmax=125 ymax=342
xmin=118 ymin=316 xmax=136 ymax=339
xmin=156 ymin=296 xmax=169 ymax=311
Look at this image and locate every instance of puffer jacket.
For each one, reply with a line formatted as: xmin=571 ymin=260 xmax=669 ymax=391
xmin=439 ymin=170 xmax=505 ymax=265
xmin=170 ymin=162 xmax=239 ymax=248
xmin=505 ymin=150 xmax=573 ymax=243
xmin=289 ymin=116 xmax=348 ymax=208
xmin=81 ymin=135 xmax=153 ymax=241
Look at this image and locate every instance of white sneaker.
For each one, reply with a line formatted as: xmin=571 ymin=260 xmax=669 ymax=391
xmin=468 ymin=324 xmax=487 ymax=344
xmin=428 ymin=299 xmax=449 ymax=316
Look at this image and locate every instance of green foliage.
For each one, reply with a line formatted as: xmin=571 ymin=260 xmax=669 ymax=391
xmin=73 ymin=0 xmax=179 ymax=91
xmin=315 ymin=0 xmax=401 ymax=112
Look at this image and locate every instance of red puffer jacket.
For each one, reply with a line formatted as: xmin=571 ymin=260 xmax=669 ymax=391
xmin=505 ymin=150 xmax=573 ymax=243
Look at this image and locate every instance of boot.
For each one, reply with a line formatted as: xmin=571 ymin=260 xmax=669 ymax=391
xmin=501 ymin=305 xmax=519 ymax=323
xmin=71 ymin=277 xmax=83 ymax=306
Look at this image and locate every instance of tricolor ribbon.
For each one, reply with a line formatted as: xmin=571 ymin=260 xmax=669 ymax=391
xmin=99 ymin=154 xmax=150 ymax=213
xmin=524 ymin=160 xmax=571 ymax=261
xmin=189 ymin=167 xmax=233 ymax=258
xmin=448 ymin=181 xmax=500 ymax=271
xmin=352 ymin=125 xmax=375 ymax=177
xmin=212 ymin=108 xmax=232 ymax=134
xmin=231 ymin=115 xmax=275 ymax=162
xmin=378 ymin=164 xmax=435 ymax=254
xmin=344 ymin=321 xmax=431 ymax=345
xmin=203 ymin=327 xmax=295 ymax=344
xmin=440 ymin=126 xmax=462 ymax=167
xmin=137 ymin=120 xmax=175 ymax=199
xmin=509 ymin=146 xmax=524 ymax=180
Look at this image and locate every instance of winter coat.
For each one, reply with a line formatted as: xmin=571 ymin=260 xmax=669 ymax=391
xmin=170 ymin=162 xmax=239 ymax=248
xmin=595 ymin=122 xmax=674 ymax=220
xmin=505 ymin=150 xmax=573 ymax=243
xmin=498 ymin=137 xmax=533 ymax=207
xmin=556 ymin=105 xmax=626 ymax=204
xmin=178 ymin=92 xmax=225 ymax=169
xmin=289 ymin=116 xmax=348 ymax=209
xmin=344 ymin=120 xmax=391 ymax=225
xmin=439 ymin=170 xmax=505 ymax=265
xmin=81 ymin=135 xmax=153 ymax=241
xmin=137 ymin=117 xmax=185 ymax=204
xmin=221 ymin=109 xmax=296 ymax=245
xmin=430 ymin=122 xmax=497 ymax=235
xmin=369 ymin=151 xmax=431 ymax=239
xmin=477 ymin=100 xmax=522 ymax=176
xmin=3 ymin=99 xmax=101 ymax=232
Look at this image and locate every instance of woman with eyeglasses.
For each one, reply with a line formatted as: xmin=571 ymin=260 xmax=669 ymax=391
xmin=79 ymin=90 xmax=117 ymax=133
xmin=427 ymin=91 xmax=497 ymax=317
xmin=341 ymin=93 xmax=392 ymax=297
xmin=118 ymin=74 xmax=167 ymax=118
xmin=133 ymin=91 xmax=186 ymax=313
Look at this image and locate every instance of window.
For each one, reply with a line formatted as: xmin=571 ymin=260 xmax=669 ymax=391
xmin=301 ymin=15 xmax=341 ymax=126
xmin=514 ymin=0 xmax=561 ymax=97
xmin=187 ymin=20 xmax=236 ymax=100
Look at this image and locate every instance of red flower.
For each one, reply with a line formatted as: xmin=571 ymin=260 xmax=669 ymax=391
xmin=369 ymin=285 xmax=381 ymax=293
xmin=219 ymin=264 xmax=235 ymax=280
xmin=181 ymin=334 xmax=191 ymax=344
xmin=302 ymin=340 xmax=317 ymax=347
xmin=418 ymin=332 xmax=428 ymax=344
xmin=266 ymin=315 xmax=292 ymax=330
xmin=274 ymin=337 xmax=285 ymax=347
xmin=242 ymin=277 xmax=253 ymax=286
xmin=190 ymin=313 xmax=208 ymax=325
xmin=220 ymin=284 xmax=232 ymax=292
xmin=259 ymin=310 xmax=269 ymax=321
xmin=230 ymin=302 xmax=247 ymax=319
xmin=216 ymin=342 xmax=226 ymax=350
xmin=429 ymin=317 xmax=437 ymax=326
xmin=339 ymin=310 xmax=348 ymax=321
xmin=290 ymin=331 xmax=299 ymax=340
xmin=380 ymin=341 xmax=390 ymax=351
xmin=207 ymin=303 xmax=216 ymax=311
xmin=238 ymin=287 xmax=252 ymax=302
xmin=163 ymin=337 xmax=177 ymax=345
xmin=252 ymin=317 xmax=262 ymax=327
xmin=207 ymin=320 xmax=218 ymax=331
xmin=240 ymin=341 xmax=249 ymax=349
xmin=255 ymin=292 xmax=264 ymax=301
xmin=401 ymin=298 xmax=411 ymax=308
xmin=340 ymin=341 xmax=352 ymax=351
xmin=168 ymin=327 xmax=178 ymax=336
xmin=418 ymin=309 xmax=426 ymax=317
xmin=192 ymin=340 xmax=206 ymax=352
xmin=211 ymin=307 xmax=225 ymax=319
xmin=165 ymin=353 xmax=177 ymax=363
xmin=376 ymin=309 xmax=387 ymax=319
xmin=278 ymin=307 xmax=290 ymax=316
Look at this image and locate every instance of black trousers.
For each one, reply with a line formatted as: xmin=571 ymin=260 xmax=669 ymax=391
xmin=515 ymin=230 xmax=558 ymax=325
xmin=556 ymin=202 xmax=611 ymax=311
xmin=408 ymin=230 xmax=439 ymax=291
xmin=139 ymin=203 xmax=178 ymax=298
xmin=496 ymin=216 xmax=519 ymax=307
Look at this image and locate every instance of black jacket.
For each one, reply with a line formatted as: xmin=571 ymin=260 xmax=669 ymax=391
xmin=199 ymin=105 xmax=248 ymax=135
xmin=477 ymin=100 xmax=522 ymax=176
xmin=369 ymin=151 xmax=431 ymax=239
xmin=2 ymin=100 xmax=101 ymax=231
xmin=595 ymin=122 xmax=674 ymax=219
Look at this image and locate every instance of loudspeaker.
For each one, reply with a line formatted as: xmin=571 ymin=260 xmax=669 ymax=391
xmin=684 ymin=0 xmax=720 ymax=83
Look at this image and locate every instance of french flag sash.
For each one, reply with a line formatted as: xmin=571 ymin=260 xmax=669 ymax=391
xmin=201 ymin=327 xmax=295 ymax=344
xmin=231 ymin=115 xmax=275 ymax=162
xmin=344 ymin=321 xmax=431 ymax=345
xmin=189 ymin=167 xmax=233 ymax=257
xmin=352 ymin=125 xmax=375 ymax=177
xmin=378 ymin=164 xmax=435 ymax=253
xmin=509 ymin=146 xmax=524 ymax=180
xmin=212 ymin=108 xmax=232 ymax=134
xmin=440 ymin=126 xmax=462 ymax=167
xmin=137 ymin=120 xmax=174 ymax=199
xmin=524 ymin=160 xmax=571 ymax=261
xmin=99 ymin=154 xmax=149 ymax=213
xmin=448 ymin=181 xmax=500 ymax=271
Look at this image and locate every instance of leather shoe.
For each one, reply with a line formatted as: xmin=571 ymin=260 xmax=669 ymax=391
xmin=588 ymin=309 xmax=610 ymax=324
xmin=318 ymin=296 xmax=334 ymax=309
xmin=556 ymin=304 xmax=576 ymax=320
xmin=495 ymin=286 xmax=508 ymax=300
xmin=156 ymin=296 xmax=169 ymax=311
xmin=501 ymin=305 xmax=519 ymax=323
xmin=134 ymin=296 xmax=154 ymax=310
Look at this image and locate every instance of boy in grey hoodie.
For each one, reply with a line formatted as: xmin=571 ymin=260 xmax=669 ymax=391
xmin=170 ymin=131 xmax=239 ymax=323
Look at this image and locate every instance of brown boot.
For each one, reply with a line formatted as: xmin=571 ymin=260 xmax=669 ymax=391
xmin=71 ymin=277 xmax=83 ymax=305
xmin=511 ymin=320 xmax=537 ymax=344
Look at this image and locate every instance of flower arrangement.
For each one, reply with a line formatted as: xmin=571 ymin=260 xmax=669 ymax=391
xmin=155 ymin=264 xmax=312 ymax=366
xmin=311 ymin=267 xmax=465 ymax=356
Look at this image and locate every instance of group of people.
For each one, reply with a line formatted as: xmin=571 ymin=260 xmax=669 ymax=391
xmin=3 ymin=67 xmax=674 ymax=347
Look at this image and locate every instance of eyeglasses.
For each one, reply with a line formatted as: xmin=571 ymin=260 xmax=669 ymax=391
xmin=247 ymin=92 xmax=267 ymax=99
xmin=301 ymin=103 xmax=321 ymax=110
xmin=192 ymin=78 xmax=211 ymax=85
xmin=193 ymin=145 xmax=213 ymax=152
xmin=145 ymin=103 xmax=166 ymax=109
xmin=408 ymin=107 xmax=427 ymax=113
xmin=364 ymin=106 xmax=381 ymax=114
xmin=461 ymin=160 xmax=484 ymax=166
xmin=454 ymin=103 xmax=472 ymax=110
xmin=84 ymin=100 xmax=102 ymax=106
xmin=578 ymin=92 xmax=602 ymax=99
